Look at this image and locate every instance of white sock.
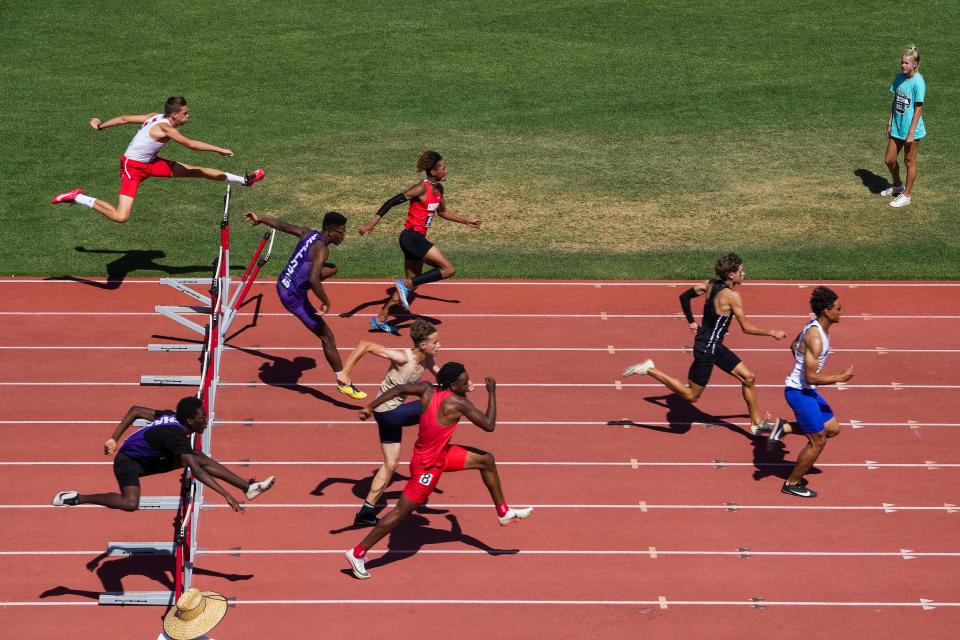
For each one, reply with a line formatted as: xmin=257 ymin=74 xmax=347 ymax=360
xmin=225 ymin=173 xmax=245 ymax=184
xmin=334 ymin=371 xmax=344 ymax=381
xmin=75 ymin=194 xmax=96 ymax=208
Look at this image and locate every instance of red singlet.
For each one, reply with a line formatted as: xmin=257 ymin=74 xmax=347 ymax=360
xmin=403 ymin=180 xmax=442 ymax=236
xmin=411 ymin=388 xmax=459 ymax=469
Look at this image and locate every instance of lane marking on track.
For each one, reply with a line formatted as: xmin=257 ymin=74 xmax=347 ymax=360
xmin=4 ymin=503 xmax=958 ymax=511
xmin=1 ymin=598 xmax=956 ymax=608
xmin=2 ymin=381 xmax=959 ymax=390
xmin=2 ymin=346 xmax=958 ymax=354
xmin=2 ymin=311 xmax=959 ymax=320
xmin=3 ymin=460 xmax=959 ymax=469
xmin=4 ymin=278 xmax=959 ymax=287
xmin=7 ymin=548 xmax=960 ymax=558
xmin=4 ymin=420 xmax=959 ymax=429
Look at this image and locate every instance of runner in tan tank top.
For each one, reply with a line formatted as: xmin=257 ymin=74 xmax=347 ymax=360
xmin=338 ymin=318 xmax=440 ymax=526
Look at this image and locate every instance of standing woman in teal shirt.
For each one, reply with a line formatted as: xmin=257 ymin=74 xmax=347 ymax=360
xmin=882 ymin=45 xmax=925 ymax=208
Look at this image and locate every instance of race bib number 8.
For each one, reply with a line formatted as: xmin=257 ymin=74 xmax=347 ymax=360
xmin=418 ymin=472 xmax=434 ymax=486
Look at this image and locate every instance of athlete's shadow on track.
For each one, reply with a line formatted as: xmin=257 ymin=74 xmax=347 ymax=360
xmin=337 ymin=513 xmax=518 ymax=576
xmin=750 ymin=438 xmax=822 ymax=482
xmin=39 ymin=555 xmax=252 ymax=602
xmin=609 ymin=394 xmax=753 ymax=440
xmin=46 ymin=246 xmax=215 ymax=290
xmin=314 ymin=473 xmax=446 ymax=528
xmin=854 ymin=168 xmax=893 ymax=194
xmin=338 ymin=285 xmax=459 ymax=322
xmin=232 ymin=346 xmax=361 ymax=410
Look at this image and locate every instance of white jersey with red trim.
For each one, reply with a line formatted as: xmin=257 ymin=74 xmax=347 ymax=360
xmin=123 ymin=114 xmax=170 ymax=162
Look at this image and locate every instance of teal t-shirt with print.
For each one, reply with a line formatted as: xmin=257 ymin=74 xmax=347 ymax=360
xmin=890 ymin=72 xmax=926 ymax=140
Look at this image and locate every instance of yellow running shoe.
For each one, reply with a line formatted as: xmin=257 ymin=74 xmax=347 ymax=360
xmin=336 ymin=382 xmax=368 ymax=400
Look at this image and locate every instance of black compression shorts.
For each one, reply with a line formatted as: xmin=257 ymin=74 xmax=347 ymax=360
xmin=399 ymin=229 xmax=433 ymax=261
xmin=113 ymin=451 xmax=180 ymax=489
xmin=687 ymin=344 xmax=742 ymax=387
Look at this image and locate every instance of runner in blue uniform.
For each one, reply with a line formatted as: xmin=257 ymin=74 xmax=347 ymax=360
xmin=623 ymin=253 xmax=786 ymax=434
xmin=245 ymin=210 xmax=366 ymax=400
xmin=767 ymin=286 xmax=854 ymax=498
xmin=52 ymin=396 xmax=274 ymax=511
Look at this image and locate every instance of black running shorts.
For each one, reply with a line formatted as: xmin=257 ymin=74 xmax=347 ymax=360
xmin=687 ymin=344 xmax=742 ymax=387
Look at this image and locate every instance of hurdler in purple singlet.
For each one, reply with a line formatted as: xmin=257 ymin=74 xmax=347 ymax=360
xmin=277 ymin=230 xmax=327 ymax=332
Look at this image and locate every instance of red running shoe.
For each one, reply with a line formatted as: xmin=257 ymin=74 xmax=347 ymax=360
xmin=51 ymin=187 xmax=84 ymax=204
xmin=244 ymin=168 xmax=265 ymax=186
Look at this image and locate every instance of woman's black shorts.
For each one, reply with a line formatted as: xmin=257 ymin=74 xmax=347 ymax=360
xmin=399 ymin=229 xmax=433 ymax=261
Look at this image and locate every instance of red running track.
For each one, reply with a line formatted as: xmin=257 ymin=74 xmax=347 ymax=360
xmin=1 ymin=278 xmax=959 ymax=639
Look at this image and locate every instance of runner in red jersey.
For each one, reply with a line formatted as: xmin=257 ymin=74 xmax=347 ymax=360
xmin=344 ymin=362 xmax=533 ymax=580
xmin=51 ymin=96 xmax=264 ymax=223
xmin=358 ymin=150 xmax=482 ymax=334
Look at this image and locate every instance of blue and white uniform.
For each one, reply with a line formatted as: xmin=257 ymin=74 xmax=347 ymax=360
xmin=784 ymin=320 xmax=834 ymax=433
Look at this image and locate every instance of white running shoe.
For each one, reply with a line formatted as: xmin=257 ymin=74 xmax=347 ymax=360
xmin=889 ymin=194 xmax=911 ymax=208
xmin=498 ymin=506 xmax=534 ymax=526
xmin=623 ymin=359 xmax=655 ymax=377
xmin=880 ymin=184 xmax=904 ymax=197
xmin=345 ymin=549 xmax=371 ymax=579
xmin=245 ymin=476 xmax=275 ymax=500
xmin=53 ymin=491 xmax=79 ymax=506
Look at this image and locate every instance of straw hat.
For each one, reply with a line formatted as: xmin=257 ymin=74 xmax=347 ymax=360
xmin=162 ymin=588 xmax=228 ymax=640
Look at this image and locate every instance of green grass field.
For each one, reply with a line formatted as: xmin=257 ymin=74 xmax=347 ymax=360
xmin=4 ymin=1 xmax=958 ymax=279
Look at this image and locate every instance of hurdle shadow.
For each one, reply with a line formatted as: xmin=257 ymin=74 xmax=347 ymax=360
xmin=853 ymin=169 xmax=891 ymax=194
xmin=45 ymin=246 xmax=217 ymax=290
xmin=224 ymin=293 xmax=265 ymax=342
xmin=608 ymin=394 xmax=753 ymax=440
xmin=338 ymin=284 xmax=460 ymax=319
xmin=750 ymin=436 xmax=822 ymax=482
xmin=339 ymin=513 xmax=517 ymax=576
xmin=39 ymin=555 xmax=253 ymax=602
xmin=231 ymin=345 xmax=361 ymax=409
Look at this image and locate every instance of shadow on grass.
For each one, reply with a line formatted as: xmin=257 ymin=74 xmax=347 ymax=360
xmin=39 ymin=554 xmax=252 ymax=601
xmin=853 ymin=169 xmax=891 ymax=195
xmin=45 ymin=246 xmax=216 ymax=290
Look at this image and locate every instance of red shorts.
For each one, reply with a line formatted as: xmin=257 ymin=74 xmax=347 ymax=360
xmin=119 ymin=155 xmax=176 ymax=198
xmin=402 ymin=444 xmax=469 ymax=505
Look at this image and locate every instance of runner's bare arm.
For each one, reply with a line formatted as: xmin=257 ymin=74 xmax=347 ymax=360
xmin=157 ymin=123 xmax=233 ymax=156
xmin=180 ymin=453 xmax=243 ymax=512
xmin=802 ymin=331 xmax=854 ymax=385
xmin=358 ymin=381 xmax=432 ymax=420
xmin=105 ymin=406 xmax=158 ymax=455
xmin=89 ymin=113 xmax=155 ymax=130
xmin=454 ymin=377 xmax=497 ymax=432
xmin=728 ymin=291 xmax=786 ymax=339
xmin=340 ymin=341 xmax=408 ymax=382
xmin=243 ymin=212 xmax=310 ymax=238
xmin=308 ymin=243 xmax=332 ymax=312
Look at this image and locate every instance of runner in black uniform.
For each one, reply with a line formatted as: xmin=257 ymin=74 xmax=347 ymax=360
xmin=52 ymin=396 xmax=275 ymax=512
xmin=623 ymin=253 xmax=786 ymax=434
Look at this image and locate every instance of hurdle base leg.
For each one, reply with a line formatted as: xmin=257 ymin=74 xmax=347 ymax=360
xmin=98 ymin=591 xmax=174 ymax=606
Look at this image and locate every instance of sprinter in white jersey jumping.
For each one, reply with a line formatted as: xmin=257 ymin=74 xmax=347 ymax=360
xmin=52 ymin=96 xmax=264 ymax=223
xmin=767 ymin=286 xmax=854 ymax=498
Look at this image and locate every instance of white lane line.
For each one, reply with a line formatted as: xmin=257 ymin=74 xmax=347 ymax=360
xmin=2 ymin=420 xmax=958 ymax=428
xmin=3 ymin=278 xmax=959 ymax=287
xmin=1 ymin=345 xmax=958 ymax=354
xmin=1 ymin=311 xmax=959 ymax=319
xmin=2 ymin=460 xmax=958 ymax=469
xmin=4 ymin=548 xmax=960 ymax=559
xmin=1 ymin=381 xmax=958 ymax=390
xmin=3 ymin=503 xmax=956 ymax=511
xmin=1 ymin=598 xmax=955 ymax=608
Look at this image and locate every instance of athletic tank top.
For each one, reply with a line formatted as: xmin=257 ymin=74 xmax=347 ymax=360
xmin=119 ymin=413 xmax=184 ymax=459
xmin=375 ymin=349 xmax=425 ymax=413
xmin=278 ymin=230 xmax=324 ymax=300
xmin=123 ymin=114 xmax=170 ymax=162
xmin=404 ymin=180 xmax=442 ymax=235
xmin=694 ymin=279 xmax=733 ymax=354
xmin=785 ymin=319 xmax=830 ymax=390
xmin=412 ymin=388 xmax=458 ymax=469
